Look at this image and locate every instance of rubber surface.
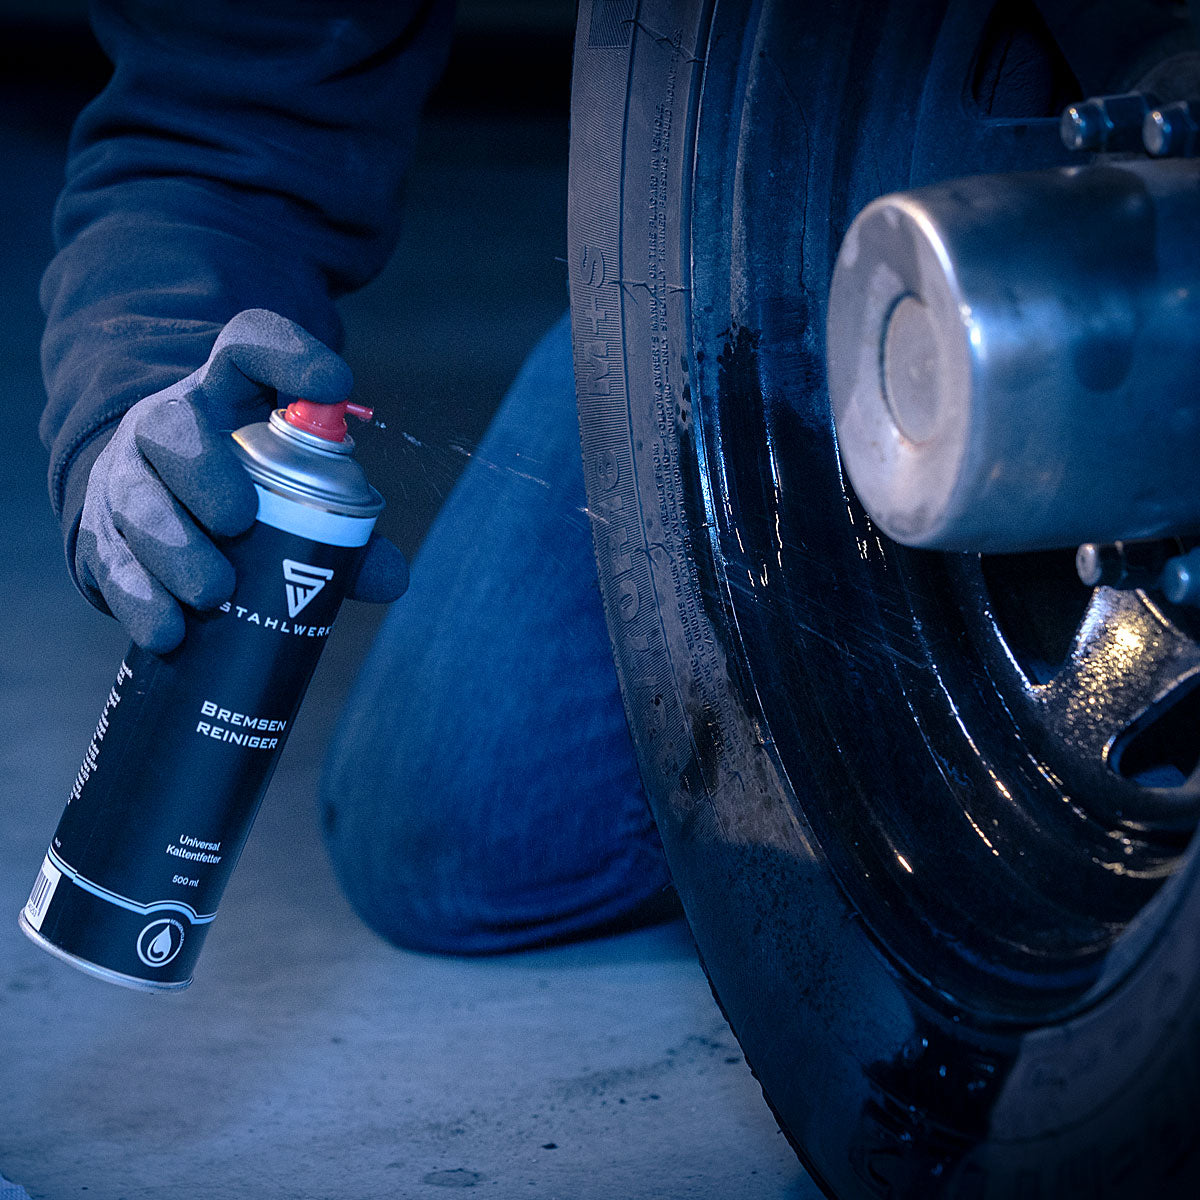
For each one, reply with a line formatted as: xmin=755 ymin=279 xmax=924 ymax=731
xmin=567 ymin=1 xmax=1200 ymax=1195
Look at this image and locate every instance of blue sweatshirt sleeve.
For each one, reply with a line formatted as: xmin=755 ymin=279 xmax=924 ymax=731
xmin=39 ymin=0 xmax=454 ymax=568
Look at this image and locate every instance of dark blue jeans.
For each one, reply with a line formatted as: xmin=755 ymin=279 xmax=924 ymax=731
xmin=319 ymin=314 xmax=676 ymax=953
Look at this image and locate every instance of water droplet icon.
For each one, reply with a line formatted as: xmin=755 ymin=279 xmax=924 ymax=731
xmin=147 ymin=925 xmax=174 ymax=961
xmin=137 ymin=918 xmax=183 ymax=968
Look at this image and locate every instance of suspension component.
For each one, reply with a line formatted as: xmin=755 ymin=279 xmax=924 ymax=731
xmin=826 ymin=160 xmax=1200 ymax=553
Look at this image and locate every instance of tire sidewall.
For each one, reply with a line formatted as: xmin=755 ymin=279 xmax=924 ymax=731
xmin=568 ymin=1 xmax=1200 ymax=1196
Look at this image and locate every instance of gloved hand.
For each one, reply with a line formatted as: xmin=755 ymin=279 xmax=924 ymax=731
xmin=75 ymin=308 xmax=408 ymax=654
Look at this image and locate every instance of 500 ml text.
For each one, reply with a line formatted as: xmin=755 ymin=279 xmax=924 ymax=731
xmin=195 ymin=700 xmax=287 ymax=749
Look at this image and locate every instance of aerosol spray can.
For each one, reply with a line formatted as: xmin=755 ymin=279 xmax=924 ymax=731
xmin=19 ymin=397 xmax=382 ymax=991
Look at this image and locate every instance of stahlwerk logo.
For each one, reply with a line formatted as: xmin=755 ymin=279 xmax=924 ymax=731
xmin=283 ymin=560 xmax=334 ymax=618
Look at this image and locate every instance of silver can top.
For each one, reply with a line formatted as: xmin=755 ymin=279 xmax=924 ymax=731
xmin=231 ymin=409 xmax=383 ymax=518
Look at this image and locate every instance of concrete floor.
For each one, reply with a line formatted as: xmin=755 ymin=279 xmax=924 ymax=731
xmin=0 ymin=53 xmax=819 ymax=1200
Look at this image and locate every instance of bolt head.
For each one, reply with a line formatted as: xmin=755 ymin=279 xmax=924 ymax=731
xmin=1160 ymin=549 xmax=1200 ymax=605
xmin=1143 ymin=102 xmax=1199 ymax=158
xmin=1076 ymin=543 xmax=1105 ymax=586
xmin=1061 ymin=104 xmax=1100 ymax=151
xmin=1162 ymin=559 xmax=1189 ymax=603
xmin=1143 ymin=109 xmax=1172 ymax=156
xmin=1065 ymin=105 xmax=1099 ymax=151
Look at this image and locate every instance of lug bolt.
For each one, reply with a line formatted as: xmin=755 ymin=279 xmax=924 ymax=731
xmin=1076 ymin=540 xmax=1178 ymax=589
xmin=1060 ymin=92 xmax=1158 ymax=153
xmin=1061 ymin=100 xmax=1107 ymax=150
xmin=1143 ymin=101 xmax=1200 ymax=157
xmin=1160 ymin=548 xmax=1200 ymax=605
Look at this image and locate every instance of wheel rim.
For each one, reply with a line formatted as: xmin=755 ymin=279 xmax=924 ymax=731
xmin=683 ymin=0 xmax=1199 ymax=1023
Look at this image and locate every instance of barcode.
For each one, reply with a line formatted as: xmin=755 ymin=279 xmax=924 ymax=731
xmin=24 ymin=857 xmax=61 ymax=932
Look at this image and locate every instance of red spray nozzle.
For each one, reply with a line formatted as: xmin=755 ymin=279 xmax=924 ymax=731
xmin=283 ymin=398 xmax=374 ymax=442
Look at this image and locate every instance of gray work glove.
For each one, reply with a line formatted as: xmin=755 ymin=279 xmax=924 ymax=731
xmin=76 ymin=308 xmax=408 ymax=654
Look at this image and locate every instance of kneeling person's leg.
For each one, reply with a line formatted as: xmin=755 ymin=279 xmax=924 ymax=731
xmin=320 ymin=313 xmax=675 ymax=953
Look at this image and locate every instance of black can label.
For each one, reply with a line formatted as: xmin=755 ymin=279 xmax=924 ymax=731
xmin=23 ymin=514 xmax=366 ymax=986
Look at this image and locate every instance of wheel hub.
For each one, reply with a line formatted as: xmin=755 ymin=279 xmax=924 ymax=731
xmin=881 ymin=294 xmax=944 ymax=444
xmin=827 ymin=158 xmax=1200 ymax=553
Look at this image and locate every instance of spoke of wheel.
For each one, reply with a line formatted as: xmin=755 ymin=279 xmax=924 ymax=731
xmin=1038 ymin=590 xmax=1200 ymax=770
xmin=1030 ymin=0 xmax=1188 ymax=94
